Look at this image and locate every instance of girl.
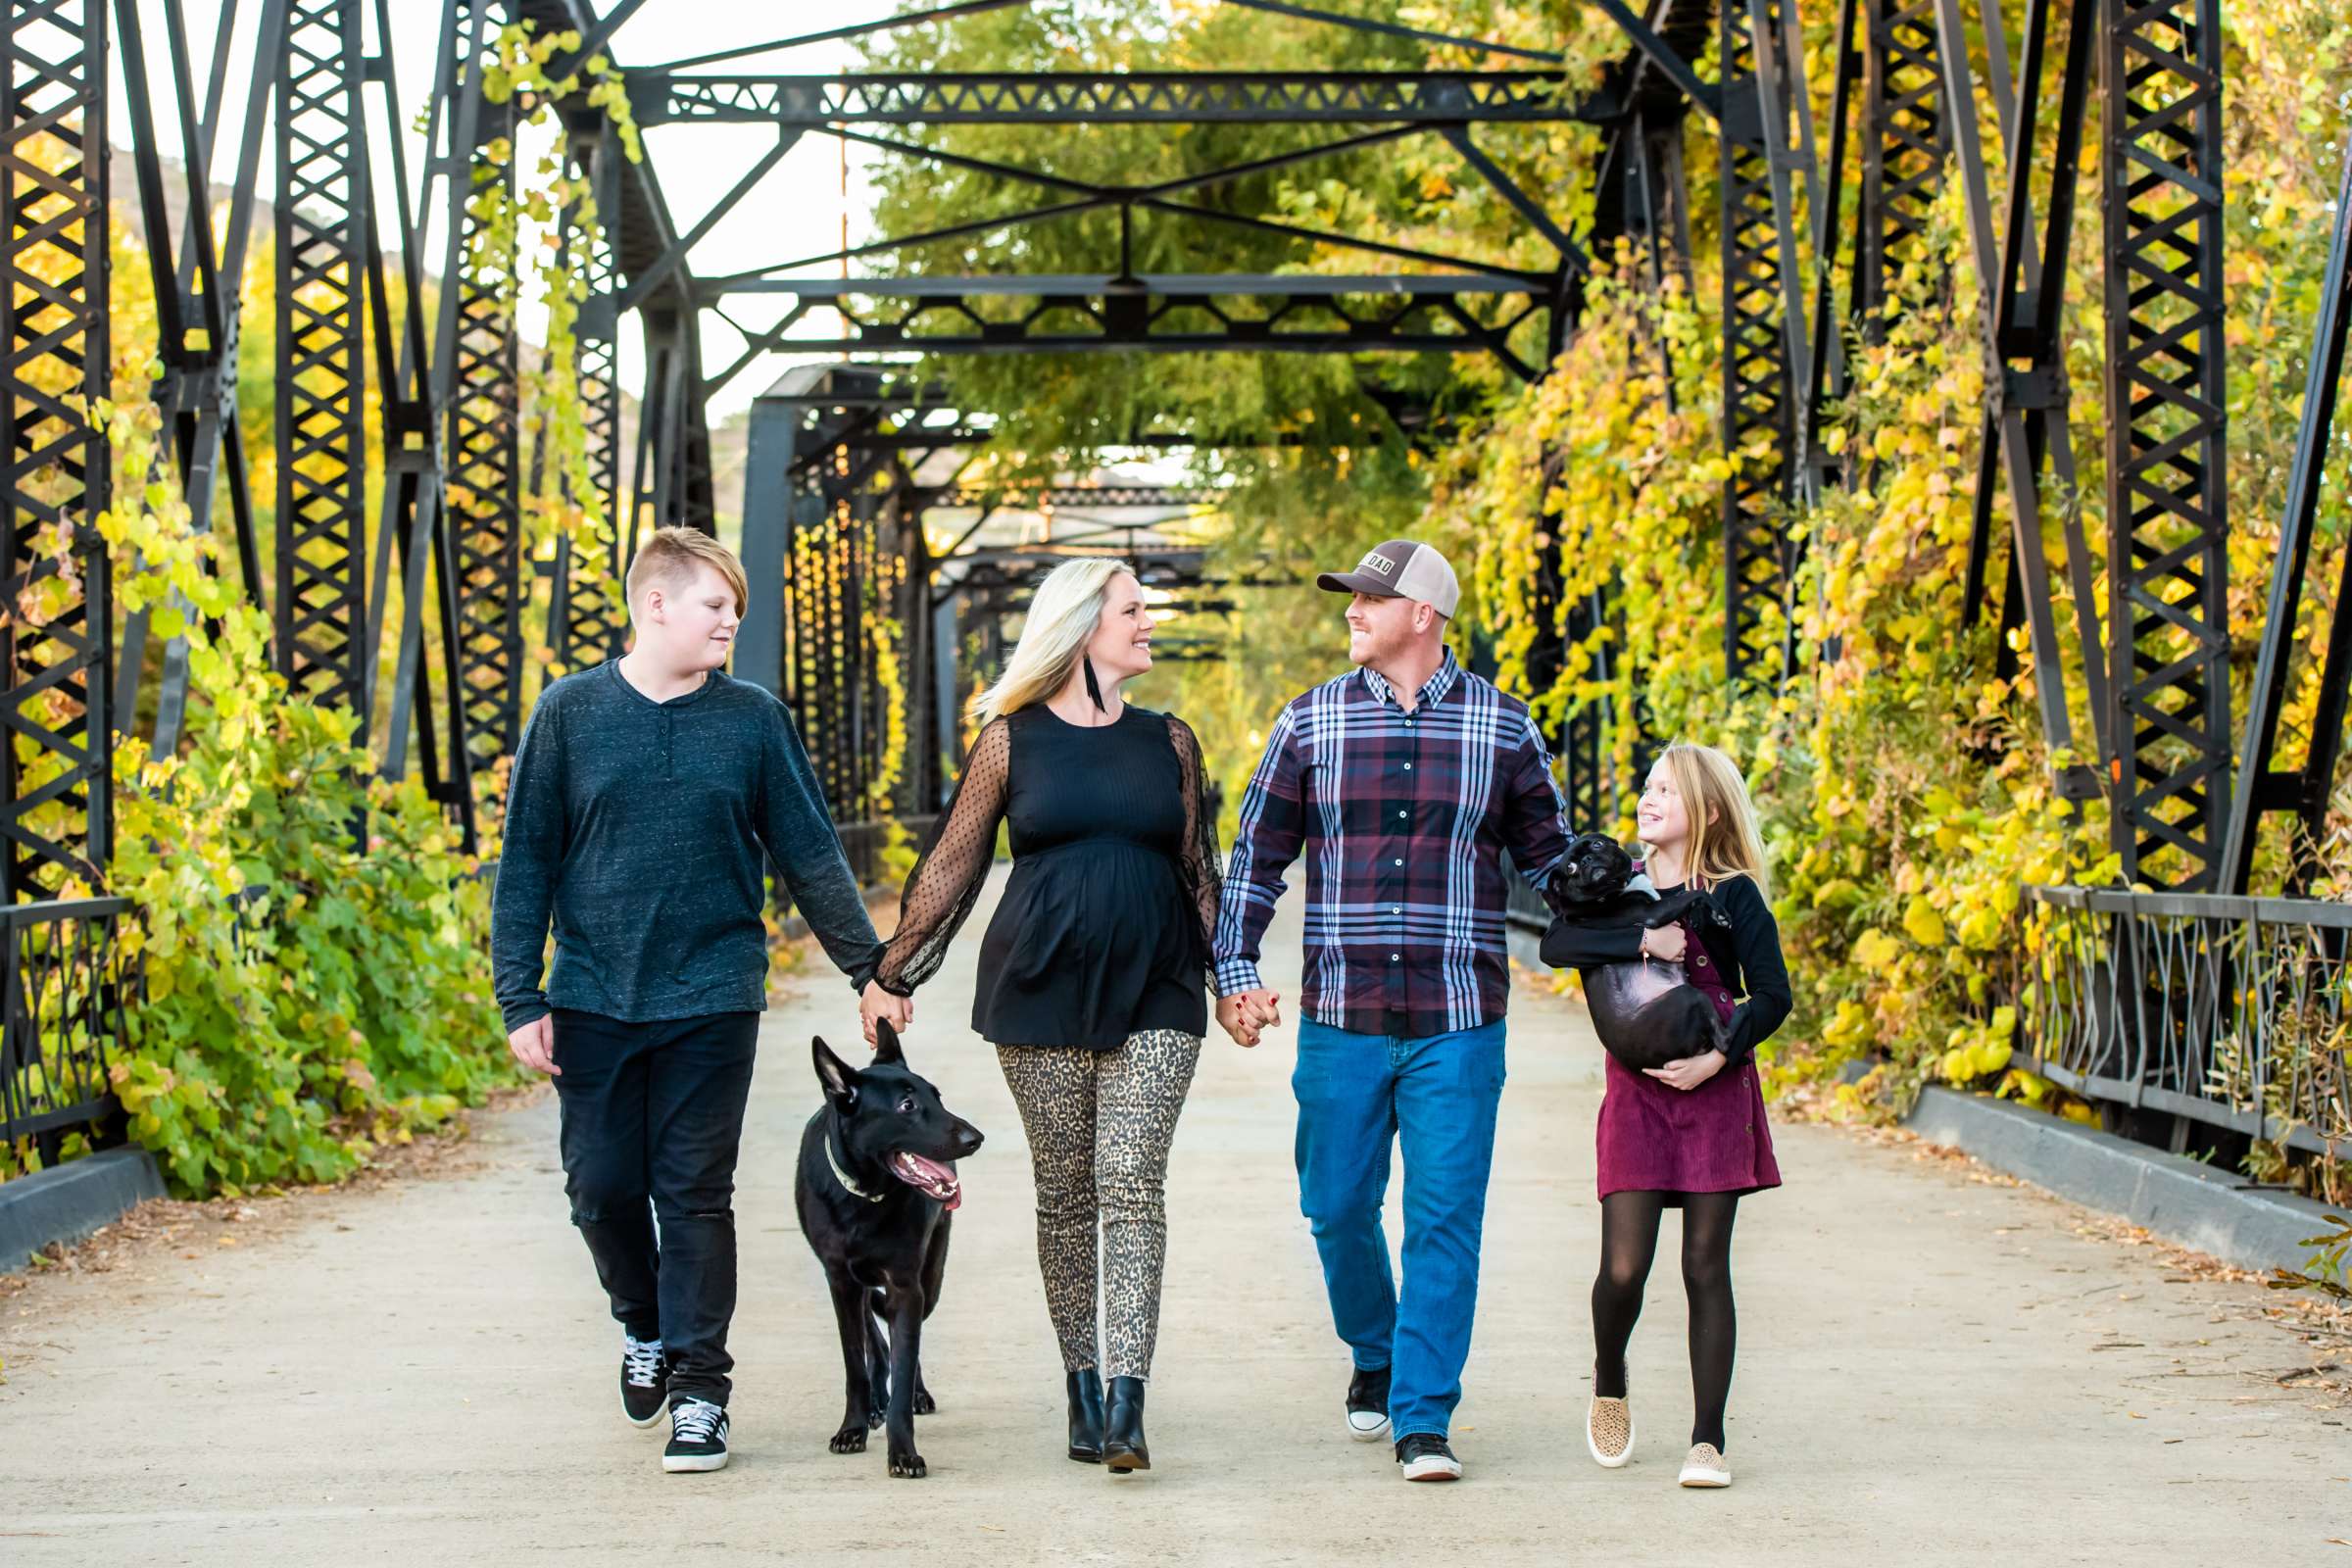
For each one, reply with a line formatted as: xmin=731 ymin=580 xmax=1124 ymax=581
xmin=861 ymin=559 xmax=1222 ymax=1475
xmin=1544 ymin=742 xmax=1790 ymax=1489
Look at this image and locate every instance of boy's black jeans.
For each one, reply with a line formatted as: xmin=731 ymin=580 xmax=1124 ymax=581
xmin=551 ymin=1008 xmax=760 ymax=1407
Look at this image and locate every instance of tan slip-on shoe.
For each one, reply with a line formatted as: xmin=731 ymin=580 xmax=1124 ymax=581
xmin=1586 ymin=1393 xmax=1634 ymax=1468
xmin=1678 ymin=1443 xmax=1732 ymax=1488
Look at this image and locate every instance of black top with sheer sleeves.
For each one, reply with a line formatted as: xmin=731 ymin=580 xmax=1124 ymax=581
xmin=1543 ymin=872 xmax=1792 ymax=1068
xmin=867 ymin=702 xmax=1223 ymax=1050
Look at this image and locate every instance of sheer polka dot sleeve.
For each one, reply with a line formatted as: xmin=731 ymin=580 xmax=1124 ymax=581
xmin=873 ymin=716 xmax=1012 ymax=996
xmin=1166 ymin=714 xmax=1223 ymax=973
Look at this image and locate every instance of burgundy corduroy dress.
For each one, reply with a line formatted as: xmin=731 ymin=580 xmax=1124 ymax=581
xmin=1593 ymin=881 xmax=1783 ymax=1202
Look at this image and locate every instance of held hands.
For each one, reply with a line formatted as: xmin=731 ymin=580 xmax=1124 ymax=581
xmin=1639 ymin=923 xmax=1689 ymax=962
xmin=1643 ymin=1049 xmax=1727 ymax=1092
xmin=1216 ymin=988 xmax=1282 ymax=1048
xmin=507 ymin=1015 xmax=559 ymax=1076
xmin=859 ymin=981 xmax=913 ymax=1047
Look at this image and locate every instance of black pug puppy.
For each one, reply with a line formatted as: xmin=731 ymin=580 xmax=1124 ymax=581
xmin=1540 ymin=832 xmax=1733 ymax=1072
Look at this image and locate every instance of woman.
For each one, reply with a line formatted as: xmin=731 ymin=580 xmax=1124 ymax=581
xmin=1542 ymin=741 xmax=1789 ymax=1490
xmin=860 ymin=558 xmax=1221 ymax=1474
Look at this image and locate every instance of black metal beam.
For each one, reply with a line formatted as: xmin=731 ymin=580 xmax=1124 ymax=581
xmin=445 ymin=77 xmax=523 ymax=778
xmin=2220 ymin=137 xmax=2352 ymax=893
xmin=1437 ymin=122 xmax=1592 ymax=275
xmin=2098 ymin=0 xmax=2230 ymax=889
xmin=723 ymin=280 xmax=1544 ymax=380
xmin=612 ymin=126 xmax=800 ymax=316
xmin=629 ymin=71 xmax=1613 ymax=128
xmin=551 ymin=123 xmax=631 ymax=671
xmin=272 ymin=0 xmax=370 ymax=725
xmin=2 ymin=0 xmax=114 ymax=900
xmin=1590 ymin=0 xmax=1722 ymax=118
xmin=709 ymin=119 xmax=1544 ymax=288
xmin=115 ymin=0 xmax=283 ymax=756
xmin=1936 ymin=0 xmax=2103 ymax=802
xmin=1856 ymin=0 xmax=1944 ymax=329
xmin=1718 ymin=0 xmax=1795 ymax=687
xmin=923 ymin=483 xmax=1222 ymax=510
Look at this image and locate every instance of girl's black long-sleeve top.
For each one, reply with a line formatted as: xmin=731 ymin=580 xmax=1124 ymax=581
xmin=1543 ymin=872 xmax=1791 ymax=1067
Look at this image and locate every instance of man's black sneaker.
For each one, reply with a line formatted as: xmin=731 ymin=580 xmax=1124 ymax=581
xmin=663 ymin=1397 xmax=730 ymax=1473
xmin=1396 ymin=1432 xmax=1462 ymax=1482
xmin=1347 ymin=1364 xmax=1393 ymax=1443
xmin=621 ymin=1335 xmax=669 ymax=1429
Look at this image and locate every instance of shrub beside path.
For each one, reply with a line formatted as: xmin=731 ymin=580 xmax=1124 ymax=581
xmin=2 ymin=886 xmax=2346 ymax=1563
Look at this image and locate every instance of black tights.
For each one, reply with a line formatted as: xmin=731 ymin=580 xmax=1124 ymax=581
xmin=1591 ymin=1190 xmax=1740 ymax=1450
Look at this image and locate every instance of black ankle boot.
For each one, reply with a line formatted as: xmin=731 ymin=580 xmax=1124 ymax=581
xmin=1102 ymin=1375 xmax=1150 ymax=1472
xmin=1066 ymin=1368 xmax=1105 ymax=1462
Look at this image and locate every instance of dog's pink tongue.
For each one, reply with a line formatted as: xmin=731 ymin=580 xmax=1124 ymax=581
xmin=899 ymin=1152 xmax=962 ymax=1209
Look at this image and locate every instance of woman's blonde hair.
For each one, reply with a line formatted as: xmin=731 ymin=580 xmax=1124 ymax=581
xmin=967 ymin=557 xmax=1136 ymax=725
xmin=1644 ymin=742 xmax=1770 ymax=898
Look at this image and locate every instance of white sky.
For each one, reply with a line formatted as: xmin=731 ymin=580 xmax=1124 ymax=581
xmin=117 ymin=1 xmax=906 ymax=418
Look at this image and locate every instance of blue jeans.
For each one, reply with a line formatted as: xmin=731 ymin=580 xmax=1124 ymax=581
xmin=1292 ymin=1017 xmax=1507 ymax=1440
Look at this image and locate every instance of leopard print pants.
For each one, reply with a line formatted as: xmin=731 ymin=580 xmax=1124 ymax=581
xmin=996 ymin=1029 xmax=1201 ymax=1382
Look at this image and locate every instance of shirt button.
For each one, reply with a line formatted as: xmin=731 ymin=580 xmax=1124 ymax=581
xmin=1394 ymin=858 xmax=1403 ymax=866
xmin=1403 ymin=762 xmax=1413 ymax=771
xmin=1396 ymin=809 xmax=1407 ymax=819
xmin=1393 ymin=906 xmax=1402 ymax=914
xmin=1391 ymin=954 xmax=1400 ymax=962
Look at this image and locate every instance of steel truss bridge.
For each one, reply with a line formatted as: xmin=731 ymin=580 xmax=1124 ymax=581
xmin=4 ymin=0 xmax=2351 ymax=1169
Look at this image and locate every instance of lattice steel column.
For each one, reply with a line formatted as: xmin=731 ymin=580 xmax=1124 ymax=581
xmin=1718 ymin=0 xmax=1794 ymax=687
xmin=273 ymin=0 xmax=369 ymax=725
xmin=2099 ymin=0 xmax=2230 ymax=889
xmin=552 ymin=125 xmax=628 ymax=671
xmin=448 ymin=90 xmax=521 ymax=771
xmin=1856 ymin=0 xmax=1944 ymax=331
xmin=1 ymin=0 xmax=112 ymax=899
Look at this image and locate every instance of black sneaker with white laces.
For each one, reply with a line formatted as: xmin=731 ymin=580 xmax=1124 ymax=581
xmin=1396 ymin=1432 xmax=1462 ymax=1482
xmin=620 ymin=1335 xmax=668 ymax=1429
xmin=663 ymin=1397 xmax=730 ymax=1473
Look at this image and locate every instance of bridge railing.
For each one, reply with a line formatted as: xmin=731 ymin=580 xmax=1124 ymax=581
xmin=2013 ymin=886 xmax=2352 ymax=1156
xmin=0 ymin=898 xmax=141 ymax=1177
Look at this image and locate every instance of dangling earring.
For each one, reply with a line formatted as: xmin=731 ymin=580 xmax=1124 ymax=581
xmin=1083 ymin=655 xmax=1106 ymax=712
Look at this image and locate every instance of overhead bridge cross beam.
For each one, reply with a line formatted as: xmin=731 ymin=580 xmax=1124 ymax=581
xmin=714 ymin=273 xmax=1549 ymax=384
xmin=629 ymin=70 xmax=1622 ymax=127
xmin=921 ymin=484 xmax=1224 ymax=511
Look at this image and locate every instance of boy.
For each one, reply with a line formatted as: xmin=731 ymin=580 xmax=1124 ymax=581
xmin=492 ymin=526 xmax=911 ymax=1473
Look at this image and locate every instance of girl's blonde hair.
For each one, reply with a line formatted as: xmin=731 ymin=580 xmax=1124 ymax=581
xmin=967 ymin=557 xmax=1136 ymax=725
xmin=1644 ymin=741 xmax=1770 ymax=898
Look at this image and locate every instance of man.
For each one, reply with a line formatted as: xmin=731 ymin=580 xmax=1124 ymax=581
xmin=1213 ymin=538 xmax=1568 ymax=1483
xmin=493 ymin=526 xmax=910 ymax=1474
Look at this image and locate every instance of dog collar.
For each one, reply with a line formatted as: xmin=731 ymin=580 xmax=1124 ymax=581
xmin=826 ymin=1128 xmax=886 ymax=1203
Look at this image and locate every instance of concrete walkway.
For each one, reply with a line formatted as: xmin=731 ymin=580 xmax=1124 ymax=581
xmin=3 ymin=888 xmax=2347 ymax=1564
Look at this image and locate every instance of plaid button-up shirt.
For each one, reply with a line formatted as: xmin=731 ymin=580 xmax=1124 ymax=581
xmin=1212 ymin=651 xmax=1569 ymax=1039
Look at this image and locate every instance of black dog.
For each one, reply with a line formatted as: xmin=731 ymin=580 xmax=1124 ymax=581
xmin=795 ymin=1020 xmax=983 ymax=1479
xmin=1540 ymin=832 xmax=1733 ymax=1072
